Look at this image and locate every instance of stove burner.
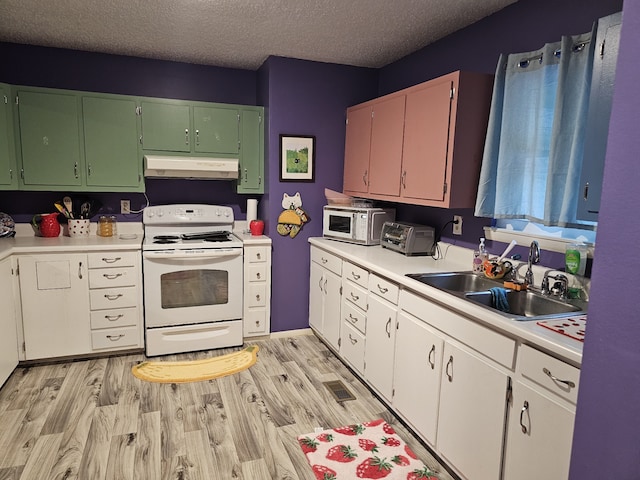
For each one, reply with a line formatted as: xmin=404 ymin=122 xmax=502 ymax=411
xmin=203 ymin=236 xmax=231 ymax=243
xmin=154 ymin=235 xmax=180 ymax=240
xmin=180 ymin=231 xmax=230 ymax=241
xmin=153 ymin=239 xmax=178 ymax=244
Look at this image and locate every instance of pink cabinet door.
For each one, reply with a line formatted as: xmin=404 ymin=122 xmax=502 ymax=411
xmin=368 ymin=95 xmax=406 ymax=196
xmin=343 ymin=105 xmax=372 ymax=194
xmin=402 ymin=78 xmax=453 ymax=201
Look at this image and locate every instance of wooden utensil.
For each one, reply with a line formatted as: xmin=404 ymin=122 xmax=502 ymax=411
xmin=63 ymin=196 xmax=73 ymax=218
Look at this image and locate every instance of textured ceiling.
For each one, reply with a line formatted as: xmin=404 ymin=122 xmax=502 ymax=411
xmin=0 ymin=0 xmax=517 ymax=70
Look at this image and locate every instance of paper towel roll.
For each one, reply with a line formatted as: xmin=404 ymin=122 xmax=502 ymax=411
xmin=247 ymin=199 xmax=258 ymax=223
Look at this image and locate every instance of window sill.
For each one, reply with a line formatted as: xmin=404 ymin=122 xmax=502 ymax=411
xmin=483 ymin=226 xmax=595 ymax=258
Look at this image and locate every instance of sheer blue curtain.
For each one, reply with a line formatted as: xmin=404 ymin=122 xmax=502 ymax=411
xmin=475 ymin=28 xmax=596 ymax=226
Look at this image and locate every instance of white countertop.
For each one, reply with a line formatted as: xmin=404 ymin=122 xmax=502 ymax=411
xmin=309 ymin=237 xmax=584 ymax=367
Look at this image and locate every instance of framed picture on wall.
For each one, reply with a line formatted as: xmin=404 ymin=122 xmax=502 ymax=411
xmin=280 ymin=134 xmax=316 ymax=182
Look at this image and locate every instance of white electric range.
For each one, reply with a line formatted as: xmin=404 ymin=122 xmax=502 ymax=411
xmin=142 ymin=204 xmax=244 ymax=356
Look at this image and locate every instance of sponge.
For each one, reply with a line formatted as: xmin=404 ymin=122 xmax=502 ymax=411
xmin=503 ymin=281 xmax=527 ymax=291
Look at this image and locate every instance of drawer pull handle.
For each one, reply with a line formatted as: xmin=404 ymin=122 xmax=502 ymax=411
xmin=446 ymin=355 xmax=453 ymax=382
xmin=256 ymin=272 xmax=261 ymax=279
xmin=520 ymin=401 xmax=530 ymax=434
xmin=350 ymin=292 xmax=359 ymax=301
xmin=102 ymin=257 xmax=122 ymax=264
xmin=256 ymin=252 xmax=261 ymax=259
xmin=428 ymin=344 xmax=436 ymax=370
xmin=543 ymin=367 xmax=576 ymax=388
xmin=377 ymin=284 xmax=388 ymax=294
xmin=321 ymin=257 xmax=328 ymax=264
xmin=255 ymin=294 xmax=261 ymax=301
xmin=106 ymin=334 xmax=124 ymax=341
xmin=103 ymin=273 xmax=123 ymax=279
xmin=104 ymin=294 xmax=123 ymax=301
xmin=349 ymin=334 xmax=358 ymax=345
xmin=105 ymin=314 xmax=124 ymax=321
xmin=351 ymin=272 xmax=360 ymax=280
xmin=255 ymin=320 xmax=260 ymax=327
xmin=348 ymin=314 xmax=358 ymax=324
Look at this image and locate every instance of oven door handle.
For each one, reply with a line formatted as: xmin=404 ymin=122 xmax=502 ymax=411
xmin=142 ymin=249 xmax=242 ymax=260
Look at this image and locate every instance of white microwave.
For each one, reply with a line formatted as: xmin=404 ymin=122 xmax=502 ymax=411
xmin=322 ymin=206 xmax=395 ymax=245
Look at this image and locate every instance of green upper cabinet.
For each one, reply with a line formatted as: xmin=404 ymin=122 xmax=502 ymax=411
xmin=140 ymin=100 xmax=240 ymax=155
xmin=0 ymin=84 xmax=18 ymax=189
xmin=16 ymin=89 xmax=83 ymax=188
xmin=237 ymin=107 xmax=264 ymax=194
xmin=193 ymin=106 xmax=239 ymax=154
xmin=82 ymin=96 xmax=142 ymax=190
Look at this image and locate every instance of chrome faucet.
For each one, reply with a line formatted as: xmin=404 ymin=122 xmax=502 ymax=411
xmin=541 ymin=271 xmax=569 ymax=300
xmin=524 ymin=240 xmax=540 ymax=287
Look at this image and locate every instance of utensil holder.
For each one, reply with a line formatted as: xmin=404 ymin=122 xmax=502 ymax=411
xmin=68 ymin=218 xmax=90 ymax=237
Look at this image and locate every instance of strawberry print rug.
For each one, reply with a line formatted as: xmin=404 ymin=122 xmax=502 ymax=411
xmin=298 ymin=419 xmax=439 ymax=479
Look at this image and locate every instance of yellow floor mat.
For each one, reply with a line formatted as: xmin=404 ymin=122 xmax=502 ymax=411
xmin=131 ymin=345 xmax=259 ymax=383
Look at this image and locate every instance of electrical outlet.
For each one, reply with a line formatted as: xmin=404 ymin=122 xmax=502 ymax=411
xmin=453 ymin=215 xmax=463 ymax=235
xmin=121 ymin=200 xmax=131 ymax=214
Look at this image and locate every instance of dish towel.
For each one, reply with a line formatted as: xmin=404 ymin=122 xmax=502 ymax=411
xmin=490 ymin=287 xmax=510 ymax=312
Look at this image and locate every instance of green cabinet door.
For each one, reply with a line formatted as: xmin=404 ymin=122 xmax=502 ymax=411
xmin=140 ymin=101 xmax=190 ymax=152
xmin=17 ymin=90 xmax=82 ymax=187
xmin=0 ymin=85 xmax=18 ymax=189
xmin=237 ymin=108 xmax=264 ymax=193
xmin=193 ymin=106 xmax=239 ymax=154
xmin=83 ymin=96 xmax=141 ymax=189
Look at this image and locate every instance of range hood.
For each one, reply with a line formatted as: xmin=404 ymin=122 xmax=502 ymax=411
xmin=144 ymin=155 xmax=239 ymax=179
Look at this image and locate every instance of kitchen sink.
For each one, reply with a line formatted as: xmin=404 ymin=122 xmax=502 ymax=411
xmin=464 ymin=290 xmax=583 ymax=319
xmin=405 ymin=271 xmax=587 ymax=321
xmin=405 ymin=272 xmax=503 ymax=292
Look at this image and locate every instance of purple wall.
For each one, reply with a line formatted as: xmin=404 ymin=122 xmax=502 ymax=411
xmin=259 ymin=56 xmax=377 ymax=332
xmin=569 ymin=0 xmax=640 ymax=476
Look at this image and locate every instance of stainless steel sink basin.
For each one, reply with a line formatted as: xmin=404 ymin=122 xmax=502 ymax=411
xmin=405 ymin=271 xmax=587 ymax=321
xmin=464 ymin=290 xmax=583 ymax=318
xmin=405 ymin=272 xmax=503 ymax=292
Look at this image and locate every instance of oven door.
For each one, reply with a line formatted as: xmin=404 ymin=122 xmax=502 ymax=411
xmin=142 ymin=248 xmax=243 ymax=328
xmin=323 ymin=208 xmax=356 ymax=240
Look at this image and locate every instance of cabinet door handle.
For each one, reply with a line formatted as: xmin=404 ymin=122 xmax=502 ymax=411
xmin=244 ymin=168 xmax=248 ymax=181
xmin=88 ymin=164 xmax=92 ymax=177
xmin=519 ymin=400 xmax=530 ymax=434
xmin=102 ymin=257 xmax=122 ymax=264
xmin=78 ymin=261 xmax=83 ymax=279
xmin=349 ymin=334 xmax=358 ymax=345
xmin=323 ymin=278 xmax=328 ymax=295
xmin=363 ymin=169 xmax=368 ymax=186
xmin=351 ymin=272 xmax=360 ymax=280
xmin=195 ymin=129 xmax=200 ymax=145
xmin=401 ymin=170 xmax=407 ymax=189
xmin=74 ymin=162 xmax=79 ymax=179
xmin=543 ymin=367 xmax=576 ymax=388
xmin=428 ymin=344 xmax=436 ymax=370
xmin=377 ymin=284 xmax=388 ymax=294
xmin=385 ymin=318 xmax=391 ymax=338
xmin=318 ymin=275 xmax=324 ymax=291
xmin=185 ymin=129 xmax=189 ymax=145
xmin=104 ymin=294 xmax=123 ymax=300
xmin=106 ymin=334 xmax=125 ymax=341
xmin=103 ymin=273 xmax=123 ymax=280
xmin=445 ymin=355 xmax=453 ymax=382
xmin=583 ymin=182 xmax=589 ymax=200
xmin=105 ymin=314 xmax=124 ymax=321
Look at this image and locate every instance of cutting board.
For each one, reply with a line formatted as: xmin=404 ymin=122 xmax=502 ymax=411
xmin=536 ymin=316 xmax=587 ymax=342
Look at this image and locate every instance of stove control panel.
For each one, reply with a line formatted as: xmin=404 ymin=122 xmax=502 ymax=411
xmin=144 ymin=204 xmax=234 ymax=224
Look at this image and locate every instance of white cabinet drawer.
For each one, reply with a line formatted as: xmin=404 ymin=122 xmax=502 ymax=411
xmin=245 ymin=246 xmax=268 ymax=263
xmin=89 ymin=266 xmax=136 ymax=288
xmin=91 ymin=326 xmax=140 ymax=350
xmin=88 ymin=251 xmax=137 ymax=268
xmin=311 ymin=247 xmax=342 ymax=276
xmin=343 ymin=261 xmax=368 ymax=288
xmin=341 ymin=321 xmax=365 ymax=375
xmin=368 ymin=273 xmax=399 ymax=304
xmin=520 ymin=344 xmax=580 ymax=404
xmin=343 ymin=281 xmax=368 ymax=311
xmin=247 ymin=284 xmax=266 ymax=307
xmin=90 ymin=286 xmax=138 ymax=310
xmin=342 ymin=300 xmax=366 ymax=335
xmin=90 ymin=307 xmax=138 ymax=329
xmin=244 ymin=309 xmax=268 ymax=335
xmin=247 ymin=264 xmax=267 ymax=282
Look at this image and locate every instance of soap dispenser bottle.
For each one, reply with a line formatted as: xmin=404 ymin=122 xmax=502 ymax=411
xmin=473 ymin=238 xmax=488 ymax=274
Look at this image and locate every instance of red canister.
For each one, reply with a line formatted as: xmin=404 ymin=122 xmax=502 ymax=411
xmin=40 ymin=213 xmax=61 ymax=237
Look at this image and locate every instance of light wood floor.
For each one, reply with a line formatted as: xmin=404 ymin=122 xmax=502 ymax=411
xmin=0 ymin=334 xmax=455 ymax=480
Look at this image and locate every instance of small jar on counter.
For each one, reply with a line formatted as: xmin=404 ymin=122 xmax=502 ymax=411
xmin=97 ymin=215 xmax=117 ymax=237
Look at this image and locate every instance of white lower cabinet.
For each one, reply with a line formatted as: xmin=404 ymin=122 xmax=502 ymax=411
xmin=503 ymin=344 xmax=579 ymax=480
xmin=18 ymin=250 xmax=143 ymax=360
xmin=0 ymin=257 xmax=19 ymax=385
xmin=19 ymin=254 xmax=92 ymax=359
xmin=364 ymin=290 xmax=397 ymax=402
xmin=243 ymin=244 xmax=272 ymax=337
xmin=309 ymin=246 xmax=342 ymax=351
